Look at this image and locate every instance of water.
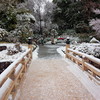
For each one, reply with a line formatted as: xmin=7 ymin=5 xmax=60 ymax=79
xmin=38 ymin=44 xmax=64 ymax=59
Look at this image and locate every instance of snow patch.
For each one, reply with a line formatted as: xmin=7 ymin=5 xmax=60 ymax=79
xmin=32 ymin=46 xmax=39 ymax=60
xmin=57 ymin=46 xmax=65 ymax=57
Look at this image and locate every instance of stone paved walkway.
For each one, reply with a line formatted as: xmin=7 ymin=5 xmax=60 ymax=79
xmin=18 ymin=59 xmax=94 ymax=100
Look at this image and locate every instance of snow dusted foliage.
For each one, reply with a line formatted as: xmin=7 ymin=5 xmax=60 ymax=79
xmin=7 ymin=43 xmax=23 ymax=55
xmin=90 ymin=19 xmax=100 ymax=35
xmin=93 ymin=9 xmax=100 ymax=14
xmin=71 ymin=43 xmax=100 ymax=58
xmin=0 ymin=28 xmax=8 ymax=40
xmin=17 ymin=13 xmax=35 ymax=22
xmin=51 ymin=29 xmax=58 ymax=37
xmin=89 ymin=9 xmax=100 ymax=37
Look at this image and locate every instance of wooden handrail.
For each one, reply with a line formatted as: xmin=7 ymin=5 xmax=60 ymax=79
xmin=66 ymin=48 xmax=100 ymax=84
xmin=68 ymin=48 xmax=100 ymax=65
xmin=0 ymin=49 xmax=30 ymax=87
xmin=0 ymin=48 xmax=32 ymax=100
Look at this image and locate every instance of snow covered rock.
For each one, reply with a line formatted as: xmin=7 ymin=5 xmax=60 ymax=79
xmin=0 ymin=46 xmax=7 ymax=51
xmin=90 ymin=37 xmax=100 ymax=43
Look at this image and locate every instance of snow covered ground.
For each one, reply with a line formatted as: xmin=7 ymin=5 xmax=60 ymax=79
xmin=0 ymin=43 xmax=28 ymax=62
xmin=57 ymin=46 xmax=100 ymax=100
xmin=32 ymin=46 xmax=39 ymax=60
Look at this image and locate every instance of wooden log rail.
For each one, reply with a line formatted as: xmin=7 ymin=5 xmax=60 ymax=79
xmin=0 ymin=48 xmax=32 ymax=100
xmin=66 ymin=48 xmax=100 ymax=85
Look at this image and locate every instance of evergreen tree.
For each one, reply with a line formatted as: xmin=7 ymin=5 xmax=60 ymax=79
xmin=52 ymin=0 xmax=100 ymax=33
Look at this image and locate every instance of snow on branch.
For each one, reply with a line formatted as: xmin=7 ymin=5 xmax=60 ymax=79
xmin=93 ymin=9 xmax=100 ymax=14
xmin=89 ymin=9 xmax=100 ymax=36
xmin=89 ymin=19 xmax=100 ymax=33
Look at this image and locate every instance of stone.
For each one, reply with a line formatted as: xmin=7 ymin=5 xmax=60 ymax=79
xmin=0 ymin=61 xmax=12 ymax=74
xmin=15 ymin=43 xmax=22 ymax=52
xmin=0 ymin=46 xmax=7 ymax=51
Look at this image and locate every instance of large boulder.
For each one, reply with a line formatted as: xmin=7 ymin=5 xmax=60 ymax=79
xmin=0 ymin=46 xmax=7 ymax=51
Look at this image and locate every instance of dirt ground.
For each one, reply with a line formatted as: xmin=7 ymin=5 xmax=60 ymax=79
xmin=18 ymin=59 xmax=94 ymax=100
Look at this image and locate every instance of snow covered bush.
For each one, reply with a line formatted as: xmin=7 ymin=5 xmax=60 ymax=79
xmin=93 ymin=47 xmax=100 ymax=58
xmin=76 ymin=45 xmax=89 ymax=54
xmin=7 ymin=43 xmax=22 ymax=55
xmin=7 ymin=47 xmax=18 ymax=55
xmin=71 ymin=43 xmax=100 ymax=58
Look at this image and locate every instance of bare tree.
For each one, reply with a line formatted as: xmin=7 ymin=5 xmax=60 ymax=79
xmin=27 ymin=0 xmax=47 ymax=35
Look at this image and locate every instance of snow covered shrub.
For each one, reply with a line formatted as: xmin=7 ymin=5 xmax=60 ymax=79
xmin=7 ymin=43 xmax=22 ymax=55
xmin=7 ymin=47 xmax=19 ymax=55
xmin=93 ymin=47 xmax=100 ymax=58
xmin=73 ymin=43 xmax=100 ymax=58
xmin=75 ymin=44 xmax=89 ymax=54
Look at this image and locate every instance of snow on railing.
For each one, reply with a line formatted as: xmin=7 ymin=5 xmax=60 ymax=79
xmin=66 ymin=48 xmax=100 ymax=85
xmin=0 ymin=48 xmax=32 ymax=100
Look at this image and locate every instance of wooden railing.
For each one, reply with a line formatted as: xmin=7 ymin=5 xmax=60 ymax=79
xmin=66 ymin=48 xmax=100 ymax=85
xmin=0 ymin=47 xmax=32 ymax=100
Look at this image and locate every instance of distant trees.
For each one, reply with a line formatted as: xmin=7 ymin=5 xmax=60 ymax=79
xmin=27 ymin=0 xmax=57 ymax=38
xmin=27 ymin=0 xmax=47 ymax=35
xmin=43 ymin=1 xmax=57 ymax=37
xmin=0 ymin=1 xmax=17 ymax=31
xmin=52 ymin=0 xmax=100 ymax=35
xmin=0 ymin=0 xmax=36 ymax=43
xmin=43 ymin=1 xmax=55 ymax=29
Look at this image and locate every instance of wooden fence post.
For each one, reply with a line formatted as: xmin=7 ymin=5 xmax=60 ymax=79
xmin=82 ymin=56 xmax=87 ymax=71
xmin=65 ymin=37 xmax=70 ymax=58
xmin=28 ymin=45 xmax=32 ymax=59
xmin=28 ymin=37 xmax=33 ymax=59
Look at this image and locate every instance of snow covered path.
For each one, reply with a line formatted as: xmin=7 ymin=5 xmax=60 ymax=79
xmin=18 ymin=59 xmax=94 ymax=100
